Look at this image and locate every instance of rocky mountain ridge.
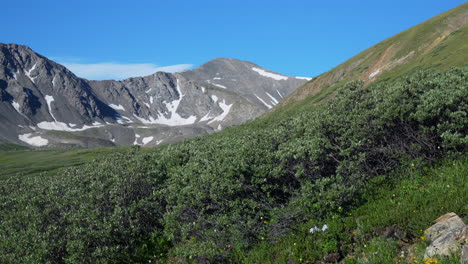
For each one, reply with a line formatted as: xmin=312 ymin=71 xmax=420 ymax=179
xmin=0 ymin=44 xmax=308 ymax=148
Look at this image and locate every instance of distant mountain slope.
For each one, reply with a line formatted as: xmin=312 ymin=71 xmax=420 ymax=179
xmin=277 ymin=3 xmax=468 ymax=112
xmin=0 ymin=45 xmax=308 ymax=148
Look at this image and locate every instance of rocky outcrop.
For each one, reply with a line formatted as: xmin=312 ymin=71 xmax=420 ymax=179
xmin=0 ymin=44 xmax=309 ymax=148
xmin=424 ymin=212 xmax=467 ymax=262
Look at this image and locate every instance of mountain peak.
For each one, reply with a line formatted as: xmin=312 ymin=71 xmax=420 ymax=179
xmin=0 ymin=43 xmax=34 ymax=53
xmin=0 ymin=45 xmax=308 ymax=148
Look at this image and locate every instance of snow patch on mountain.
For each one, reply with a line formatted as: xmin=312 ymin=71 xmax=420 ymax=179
xmin=109 ymin=104 xmax=125 ymax=111
xmin=199 ymin=112 xmax=212 ymax=122
xmin=252 ymin=67 xmax=288 ymax=81
xmin=208 ymin=100 xmax=233 ymax=124
xmin=25 ymin=63 xmax=38 ymax=83
xmin=276 ymin=90 xmax=284 ymax=98
xmin=142 ymin=136 xmax=154 ymax=145
xmin=133 ymin=133 xmax=141 ymax=145
xmin=116 ymin=115 xmax=132 ymax=124
xmin=11 ymin=101 xmax=21 ymax=113
xmin=266 ymin=92 xmax=279 ymax=105
xmin=212 ymin=83 xmax=227 ymax=89
xmin=45 ymin=95 xmax=58 ymax=121
xmin=18 ymin=133 xmax=48 ymax=146
xmin=255 ymin=94 xmax=273 ymax=109
xmin=37 ymin=121 xmax=103 ymax=132
xmin=133 ymin=79 xmax=197 ymax=126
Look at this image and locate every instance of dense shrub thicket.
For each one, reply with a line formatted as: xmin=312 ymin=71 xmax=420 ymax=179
xmin=0 ymin=68 xmax=466 ymax=263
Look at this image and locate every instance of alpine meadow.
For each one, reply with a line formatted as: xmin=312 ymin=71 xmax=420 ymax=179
xmin=0 ymin=2 xmax=467 ymax=264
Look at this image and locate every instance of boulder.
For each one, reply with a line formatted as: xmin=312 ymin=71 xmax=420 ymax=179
xmin=424 ymin=212 xmax=466 ymax=261
xmin=457 ymin=226 xmax=468 ymax=263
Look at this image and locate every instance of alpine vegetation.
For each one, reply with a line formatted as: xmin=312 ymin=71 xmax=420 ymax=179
xmin=1 ymin=67 xmax=466 ymax=263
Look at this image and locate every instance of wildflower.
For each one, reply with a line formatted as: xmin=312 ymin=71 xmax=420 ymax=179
xmin=423 ymin=257 xmax=438 ymax=264
xmin=420 ymin=236 xmax=425 ymax=240
xmin=263 ymin=220 xmax=268 ymax=224
xmin=309 ymin=226 xmax=319 ymax=234
xmin=425 ymin=230 xmax=430 ymax=234
xmin=293 ymin=242 xmax=297 ymax=246
xmin=227 ymin=244 xmax=231 ymax=248
xmin=310 ymin=224 xmax=329 ymax=233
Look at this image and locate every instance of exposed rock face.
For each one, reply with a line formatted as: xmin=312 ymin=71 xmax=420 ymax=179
xmin=0 ymin=44 xmax=309 ymax=148
xmin=424 ymin=212 xmax=467 ymax=262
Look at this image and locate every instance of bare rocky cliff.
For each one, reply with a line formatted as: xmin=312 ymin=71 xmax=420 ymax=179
xmin=0 ymin=44 xmax=308 ymax=148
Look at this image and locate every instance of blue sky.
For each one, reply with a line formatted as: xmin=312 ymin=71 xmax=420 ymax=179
xmin=3 ymin=0 xmax=465 ymax=80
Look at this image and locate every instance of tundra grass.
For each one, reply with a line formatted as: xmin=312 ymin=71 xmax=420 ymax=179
xmin=0 ymin=146 xmax=129 ymax=179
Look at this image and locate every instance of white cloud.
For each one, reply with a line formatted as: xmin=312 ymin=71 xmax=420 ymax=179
xmin=59 ymin=62 xmax=193 ymax=80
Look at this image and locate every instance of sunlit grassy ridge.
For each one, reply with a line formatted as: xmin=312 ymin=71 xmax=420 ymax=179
xmin=275 ymin=3 xmax=468 ymax=115
xmin=1 ymin=67 xmax=466 ymax=263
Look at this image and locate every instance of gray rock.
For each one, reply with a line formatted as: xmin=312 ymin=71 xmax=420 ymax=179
xmin=458 ymin=226 xmax=468 ymax=263
xmin=462 ymin=244 xmax=468 ymax=263
xmin=424 ymin=212 xmax=467 ymax=260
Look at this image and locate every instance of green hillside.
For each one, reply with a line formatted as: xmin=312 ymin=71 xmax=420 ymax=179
xmin=0 ymin=146 xmax=124 ymax=179
xmin=276 ymin=3 xmax=468 ymax=114
xmin=1 ymin=67 xmax=466 ymax=263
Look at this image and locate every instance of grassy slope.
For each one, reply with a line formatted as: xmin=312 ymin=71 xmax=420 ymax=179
xmin=274 ymin=3 xmax=468 ymax=116
xmin=243 ymin=156 xmax=468 ymax=263
xmin=0 ymin=146 xmax=130 ymax=179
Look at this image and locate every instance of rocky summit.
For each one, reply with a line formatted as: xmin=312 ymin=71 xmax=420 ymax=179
xmin=0 ymin=44 xmax=308 ymax=148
